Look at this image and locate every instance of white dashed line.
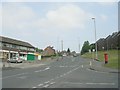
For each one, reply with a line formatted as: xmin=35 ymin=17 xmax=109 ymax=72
xmin=38 ymin=84 xmax=43 ymax=87
xmin=50 ymin=82 xmax=55 ymax=85
xmin=44 ymin=81 xmax=50 ymax=84
xmin=32 ymin=86 xmax=37 ymax=88
xmin=43 ymin=84 xmax=50 ymax=88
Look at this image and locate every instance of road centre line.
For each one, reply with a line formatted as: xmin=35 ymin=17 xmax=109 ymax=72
xmin=34 ymin=67 xmax=50 ymax=72
xmin=35 ymin=66 xmax=81 ymax=88
xmin=43 ymin=84 xmax=50 ymax=88
xmin=38 ymin=84 xmax=43 ymax=87
xmin=44 ymin=81 xmax=50 ymax=84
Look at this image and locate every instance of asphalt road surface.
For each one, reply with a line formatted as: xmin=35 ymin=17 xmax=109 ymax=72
xmin=1 ymin=56 xmax=118 ymax=88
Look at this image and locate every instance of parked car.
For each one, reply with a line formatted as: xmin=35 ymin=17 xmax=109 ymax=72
xmin=7 ymin=57 xmax=23 ymax=63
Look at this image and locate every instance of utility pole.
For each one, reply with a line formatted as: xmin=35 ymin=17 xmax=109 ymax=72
xmin=61 ymin=40 xmax=63 ymax=52
xmin=79 ymin=43 xmax=80 ymax=53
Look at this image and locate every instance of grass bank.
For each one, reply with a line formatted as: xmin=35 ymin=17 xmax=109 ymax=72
xmin=82 ymin=50 xmax=119 ymax=69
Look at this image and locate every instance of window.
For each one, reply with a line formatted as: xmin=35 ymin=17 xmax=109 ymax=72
xmin=20 ymin=46 xmax=27 ymax=50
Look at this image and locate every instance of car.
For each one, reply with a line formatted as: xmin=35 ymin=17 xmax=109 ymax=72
xmin=62 ymin=54 xmax=67 ymax=56
xmin=73 ymin=54 xmax=77 ymax=57
xmin=7 ymin=57 xmax=23 ymax=63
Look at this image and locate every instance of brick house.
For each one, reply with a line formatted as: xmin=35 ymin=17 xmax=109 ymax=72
xmin=42 ymin=46 xmax=55 ymax=56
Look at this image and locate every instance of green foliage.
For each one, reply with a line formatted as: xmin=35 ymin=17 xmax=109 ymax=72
xmin=81 ymin=41 xmax=90 ymax=55
xmin=35 ymin=48 xmax=43 ymax=53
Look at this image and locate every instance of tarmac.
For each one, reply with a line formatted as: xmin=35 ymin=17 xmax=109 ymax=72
xmin=0 ymin=57 xmax=57 ymax=70
xmin=0 ymin=57 xmax=119 ymax=73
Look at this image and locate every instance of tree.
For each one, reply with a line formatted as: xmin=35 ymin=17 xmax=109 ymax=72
xmin=67 ymin=48 xmax=70 ymax=53
xmin=81 ymin=41 xmax=90 ymax=55
xmin=35 ymin=48 xmax=43 ymax=53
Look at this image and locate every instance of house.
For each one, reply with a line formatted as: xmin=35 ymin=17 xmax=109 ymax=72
xmin=42 ymin=46 xmax=55 ymax=56
xmin=0 ymin=36 xmax=36 ymax=61
xmin=95 ymin=31 xmax=119 ymax=51
xmin=96 ymin=38 xmax=105 ymax=51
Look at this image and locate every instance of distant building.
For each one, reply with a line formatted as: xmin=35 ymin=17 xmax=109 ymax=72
xmin=0 ymin=36 xmax=36 ymax=61
xmin=42 ymin=46 xmax=55 ymax=56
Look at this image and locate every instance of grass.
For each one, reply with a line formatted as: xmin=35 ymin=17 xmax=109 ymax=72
xmin=82 ymin=50 xmax=119 ymax=69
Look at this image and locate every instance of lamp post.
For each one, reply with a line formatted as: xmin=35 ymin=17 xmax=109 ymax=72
xmin=92 ymin=17 xmax=98 ymax=60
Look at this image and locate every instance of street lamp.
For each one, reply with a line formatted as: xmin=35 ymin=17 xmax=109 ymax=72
xmin=92 ymin=17 xmax=98 ymax=60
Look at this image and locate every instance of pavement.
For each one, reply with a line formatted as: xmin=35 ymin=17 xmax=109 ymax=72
xmin=88 ymin=59 xmax=119 ymax=73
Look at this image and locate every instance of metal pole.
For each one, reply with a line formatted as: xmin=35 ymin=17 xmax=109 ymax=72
xmin=92 ymin=18 xmax=98 ymax=60
xmin=61 ymin=40 xmax=63 ymax=52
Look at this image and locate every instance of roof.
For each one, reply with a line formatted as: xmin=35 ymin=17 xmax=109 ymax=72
xmin=0 ymin=36 xmax=34 ymax=48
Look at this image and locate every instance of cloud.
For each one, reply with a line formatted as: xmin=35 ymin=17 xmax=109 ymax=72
xmin=34 ymin=4 xmax=92 ymax=30
xmin=3 ymin=3 xmax=92 ymax=31
xmin=3 ymin=3 xmax=36 ymax=30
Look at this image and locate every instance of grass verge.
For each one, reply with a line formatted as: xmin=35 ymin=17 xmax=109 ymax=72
xmin=82 ymin=50 xmax=119 ymax=69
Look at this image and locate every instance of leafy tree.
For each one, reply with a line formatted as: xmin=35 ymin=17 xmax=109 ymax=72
xmin=35 ymin=48 xmax=43 ymax=53
xmin=81 ymin=41 xmax=90 ymax=55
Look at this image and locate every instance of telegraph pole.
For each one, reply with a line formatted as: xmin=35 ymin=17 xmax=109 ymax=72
xmin=61 ymin=40 xmax=63 ymax=52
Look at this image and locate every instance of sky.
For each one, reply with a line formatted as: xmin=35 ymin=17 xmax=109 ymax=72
xmin=1 ymin=0 xmax=118 ymax=52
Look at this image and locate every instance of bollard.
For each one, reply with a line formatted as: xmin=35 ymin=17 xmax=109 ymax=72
xmin=104 ymin=53 xmax=108 ymax=64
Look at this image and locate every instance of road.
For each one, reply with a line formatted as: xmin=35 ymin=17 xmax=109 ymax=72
xmin=1 ymin=56 xmax=118 ymax=88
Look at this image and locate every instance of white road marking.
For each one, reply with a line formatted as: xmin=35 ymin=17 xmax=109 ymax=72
xmin=35 ymin=67 xmax=50 ymax=72
xmin=1 ymin=73 xmax=28 ymax=79
xmin=32 ymin=86 xmax=37 ymax=88
xmin=63 ymin=82 xmax=115 ymax=85
xmin=45 ymin=67 xmax=50 ymax=70
xmin=43 ymin=84 xmax=50 ymax=88
xmin=44 ymin=81 xmax=50 ymax=84
xmin=90 ymin=61 xmax=92 ymax=66
xmin=38 ymin=84 xmax=43 ymax=87
xmin=81 ymin=65 xmax=83 ymax=68
xmin=50 ymin=82 xmax=55 ymax=85
xmin=86 ymin=83 xmax=115 ymax=85
xmin=64 ymin=82 xmax=83 ymax=85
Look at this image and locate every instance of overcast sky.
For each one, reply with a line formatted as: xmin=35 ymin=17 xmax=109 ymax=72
xmin=1 ymin=0 xmax=118 ymax=52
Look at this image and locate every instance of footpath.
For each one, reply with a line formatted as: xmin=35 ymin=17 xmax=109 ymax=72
xmin=0 ymin=57 xmax=58 ymax=70
xmin=89 ymin=59 xmax=119 ymax=73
